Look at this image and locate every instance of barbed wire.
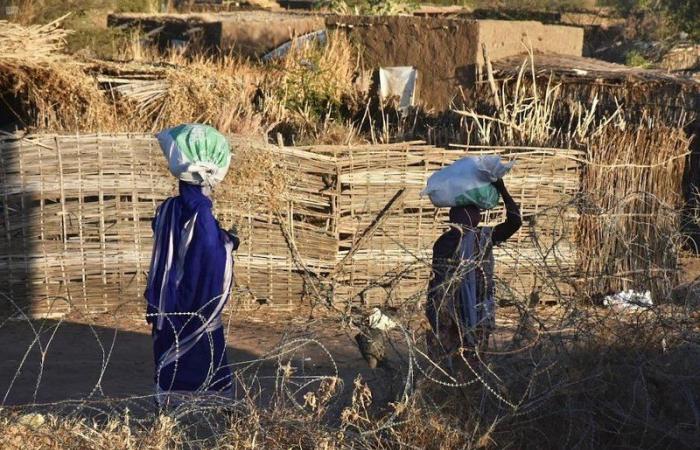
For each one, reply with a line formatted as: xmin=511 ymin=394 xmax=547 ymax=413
xmin=1 ymin=193 xmax=699 ymax=448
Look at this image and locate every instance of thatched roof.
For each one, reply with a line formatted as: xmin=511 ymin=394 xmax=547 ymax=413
xmin=492 ymin=53 xmax=699 ymax=86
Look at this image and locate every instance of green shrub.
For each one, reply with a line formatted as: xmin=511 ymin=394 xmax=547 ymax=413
xmin=625 ymin=50 xmax=653 ymax=68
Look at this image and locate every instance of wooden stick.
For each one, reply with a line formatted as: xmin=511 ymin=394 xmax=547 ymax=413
xmin=481 ymin=44 xmax=501 ymax=110
xmin=332 ymin=188 xmax=407 ymax=277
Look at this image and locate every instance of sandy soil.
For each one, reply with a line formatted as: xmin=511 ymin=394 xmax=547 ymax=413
xmin=3 ymin=301 xmax=693 ymax=415
xmin=0 ymin=312 xmax=412 ymax=411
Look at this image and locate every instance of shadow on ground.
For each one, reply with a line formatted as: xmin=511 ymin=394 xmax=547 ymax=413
xmin=0 ymin=318 xmax=408 ymax=415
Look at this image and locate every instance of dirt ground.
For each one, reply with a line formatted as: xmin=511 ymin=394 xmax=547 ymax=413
xmin=0 ymin=310 xmax=417 ymax=411
xmin=2 ymin=297 xmax=696 ymax=416
xmin=0 ymin=304 xmax=539 ymax=413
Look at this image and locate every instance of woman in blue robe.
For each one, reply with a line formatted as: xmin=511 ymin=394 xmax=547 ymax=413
xmin=145 ymin=125 xmax=238 ymax=407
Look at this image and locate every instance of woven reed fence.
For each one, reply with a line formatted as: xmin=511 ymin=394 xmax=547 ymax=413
xmin=0 ymin=133 xmax=335 ymax=315
xmin=308 ymin=143 xmax=583 ymax=306
xmin=0 ymin=132 xmax=687 ymax=316
xmin=578 ymin=126 xmax=689 ymax=299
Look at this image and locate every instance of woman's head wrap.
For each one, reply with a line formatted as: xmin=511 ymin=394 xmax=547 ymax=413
xmin=156 ymin=124 xmax=231 ymax=187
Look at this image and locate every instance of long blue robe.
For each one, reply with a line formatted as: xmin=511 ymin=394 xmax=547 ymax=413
xmin=145 ymin=181 xmax=238 ymax=403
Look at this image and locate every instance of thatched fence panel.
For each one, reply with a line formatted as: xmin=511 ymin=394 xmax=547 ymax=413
xmin=0 ymin=132 xmax=688 ymax=316
xmin=578 ymin=126 xmax=688 ymax=298
xmin=0 ymin=133 xmax=337 ymax=315
xmin=321 ymin=144 xmax=583 ymax=306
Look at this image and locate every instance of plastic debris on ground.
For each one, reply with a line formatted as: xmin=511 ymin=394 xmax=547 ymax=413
xmin=367 ymin=307 xmax=397 ymax=331
xmin=603 ymin=290 xmax=653 ymax=311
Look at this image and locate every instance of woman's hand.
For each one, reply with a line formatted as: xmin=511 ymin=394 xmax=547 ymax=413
xmin=227 ymin=225 xmax=240 ymax=251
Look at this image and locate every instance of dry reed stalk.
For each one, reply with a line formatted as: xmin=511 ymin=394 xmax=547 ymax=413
xmin=1 ymin=412 xmax=184 ymax=449
xmin=0 ymin=15 xmax=71 ymax=67
xmin=488 ymin=54 xmax=698 ymax=127
xmin=578 ymin=125 xmax=688 ymax=298
xmin=456 ymin=56 xmax=568 ymax=148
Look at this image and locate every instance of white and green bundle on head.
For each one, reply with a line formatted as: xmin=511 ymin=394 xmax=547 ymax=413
xmin=156 ymin=124 xmax=231 ymax=187
xmin=421 ymin=155 xmax=514 ymax=210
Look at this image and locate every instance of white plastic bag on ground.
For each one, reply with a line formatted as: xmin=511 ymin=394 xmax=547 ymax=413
xmin=603 ymin=290 xmax=653 ymax=311
xmin=367 ymin=307 xmax=397 ymax=331
xmin=421 ymin=155 xmax=514 ymax=209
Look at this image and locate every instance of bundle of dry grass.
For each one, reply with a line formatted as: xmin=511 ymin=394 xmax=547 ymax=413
xmin=126 ymin=55 xmax=264 ymax=135
xmin=0 ymin=16 xmax=70 ymax=65
xmin=0 ymin=17 xmax=120 ymax=132
xmin=90 ymin=53 xmax=265 ymax=135
xmin=1 ymin=62 xmax=121 ymax=131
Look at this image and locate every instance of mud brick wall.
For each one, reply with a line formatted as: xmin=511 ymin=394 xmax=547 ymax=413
xmin=326 ymin=15 xmax=583 ymax=110
xmin=326 ymin=15 xmax=480 ymax=110
xmin=108 ymin=12 xmax=325 ymax=57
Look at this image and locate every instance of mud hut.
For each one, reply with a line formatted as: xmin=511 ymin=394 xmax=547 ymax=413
xmin=107 ymin=12 xmax=584 ymax=109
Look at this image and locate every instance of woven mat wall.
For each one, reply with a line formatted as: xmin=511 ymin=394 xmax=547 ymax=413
xmin=0 ymin=133 xmax=335 ymax=315
xmin=310 ymin=143 xmax=584 ymax=306
xmin=0 ymin=133 xmax=682 ymax=316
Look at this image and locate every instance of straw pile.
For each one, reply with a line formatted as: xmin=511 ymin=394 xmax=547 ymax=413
xmin=90 ymin=31 xmax=358 ymax=136
xmin=0 ymin=17 xmax=119 ymax=132
xmin=0 ymin=19 xmax=359 ymax=138
xmin=96 ymin=56 xmax=265 ymax=135
xmin=0 ymin=17 xmax=70 ymax=63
